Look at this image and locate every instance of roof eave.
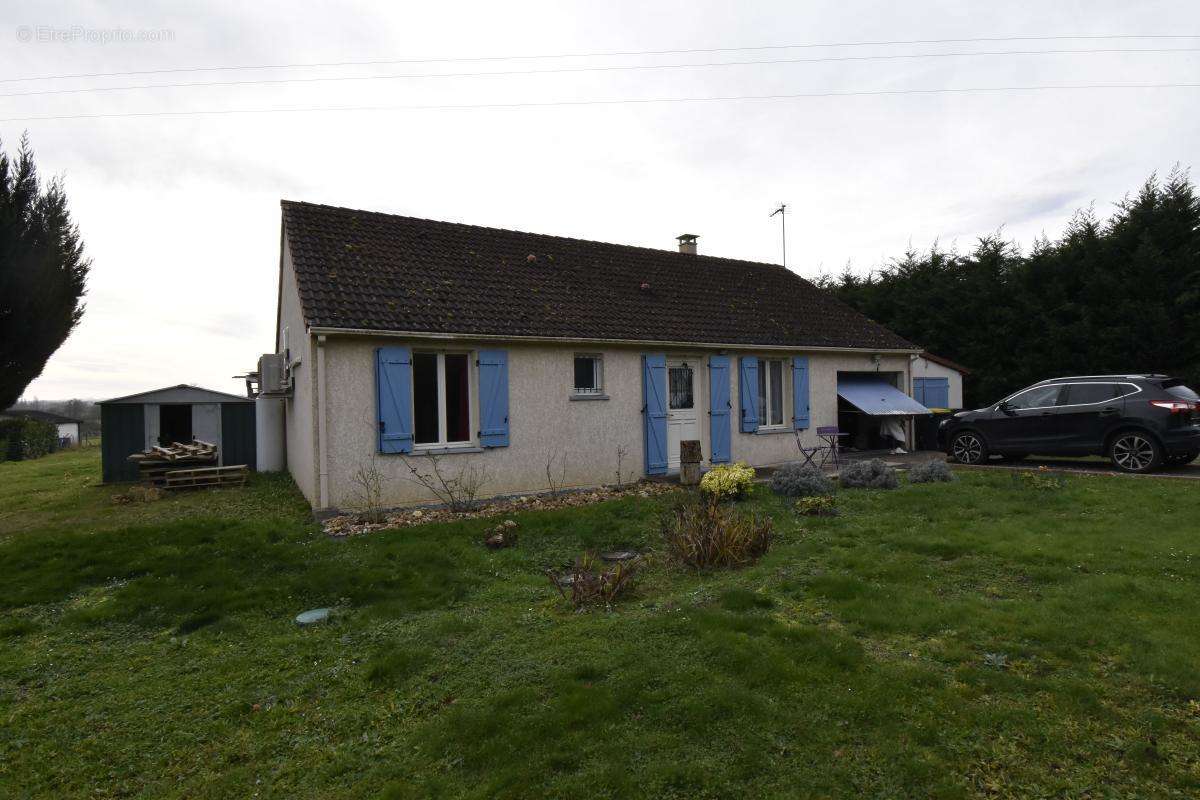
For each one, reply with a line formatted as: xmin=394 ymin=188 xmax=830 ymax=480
xmin=308 ymin=325 xmax=921 ymax=354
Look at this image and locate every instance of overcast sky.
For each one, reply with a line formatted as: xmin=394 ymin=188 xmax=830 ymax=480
xmin=6 ymin=1 xmax=1199 ymax=400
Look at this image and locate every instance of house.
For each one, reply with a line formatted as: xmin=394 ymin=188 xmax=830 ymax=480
xmin=1 ymin=409 xmax=82 ymax=446
xmin=98 ymin=385 xmax=256 ymax=483
xmin=911 ymin=352 xmax=969 ymax=410
xmin=267 ymin=201 xmax=929 ymax=510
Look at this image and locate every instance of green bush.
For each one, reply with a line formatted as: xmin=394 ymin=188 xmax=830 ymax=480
xmin=699 ymin=461 xmax=755 ymax=501
xmin=770 ymin=462 xmax=834 ymax=497
xmin=0 ymin=418 xmax=56 ymax=461
xmin=794 ymin=495 xmax=838 ymax=516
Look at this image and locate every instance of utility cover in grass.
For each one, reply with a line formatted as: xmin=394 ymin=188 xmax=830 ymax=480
xmin=295 ymin=608 xmax=331 ymax=626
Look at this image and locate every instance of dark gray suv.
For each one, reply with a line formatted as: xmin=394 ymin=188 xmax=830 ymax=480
xmin=939 ymin=375 xmax=1200 ymax=473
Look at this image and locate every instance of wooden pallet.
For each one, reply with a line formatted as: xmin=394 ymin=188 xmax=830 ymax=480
xmin=164 ymin=464 xmax=249 ymax=490
xmin=138 ymin=457 xmax=217 ymax=486
xmin=128 ymin=440 xmax=218 ymax=464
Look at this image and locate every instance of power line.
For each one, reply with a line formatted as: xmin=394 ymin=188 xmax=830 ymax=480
xmin=5 ymin=33 xmax=1199 ymax=84
xmin=2 ymin=82 xmax=1195 ymax=123
xmin=2 ymin=47 xmax=1195 ymax=100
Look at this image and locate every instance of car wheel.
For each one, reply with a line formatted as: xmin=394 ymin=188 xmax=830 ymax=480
xmin=1109 ymin=431 xmax=1163 ymax=473
xmin=950 ymin=431 xmax=988 ymax=465
xmin=1166 ymin=451 xmax=1199 ymax=466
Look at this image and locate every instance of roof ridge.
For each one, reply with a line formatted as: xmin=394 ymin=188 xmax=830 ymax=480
xmin=280 ymin=198 xmax=794 ymax=274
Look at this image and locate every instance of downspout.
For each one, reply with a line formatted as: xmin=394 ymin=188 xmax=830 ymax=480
xmin=908 ymin=353 xmax=919 ymax=450
xmin=317 ymin=334 xmax=329 ymax=508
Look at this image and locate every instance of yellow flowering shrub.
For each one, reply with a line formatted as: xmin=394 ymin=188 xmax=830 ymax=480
xmin=699 ymin=461 xmax=755 ymax=501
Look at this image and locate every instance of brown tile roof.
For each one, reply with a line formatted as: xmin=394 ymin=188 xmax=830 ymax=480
xmin=922 ymin=352 xmax=971 ymax=374
xmin=281 ymin=200 xmax=915 ymax=351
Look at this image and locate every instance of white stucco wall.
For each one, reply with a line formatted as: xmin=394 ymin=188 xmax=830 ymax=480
xmin=307 ymin=335 xmax=914 ymax=510
xmin=911 ymin=356 xmax=964 ymax=408
xmin=278 ymin=239 xmax=318 ymax=504
xmin=56 ymin=422 xmax=79 ymax=444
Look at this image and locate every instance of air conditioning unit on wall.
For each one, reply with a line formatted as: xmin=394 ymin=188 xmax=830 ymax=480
xmin=258 ymin=352 xmax=291 ymax=395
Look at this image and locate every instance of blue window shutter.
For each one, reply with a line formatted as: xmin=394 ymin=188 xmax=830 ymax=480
xmin=478 ymin=349 xmax=510 ymax=447
xmin=738 ymin=356 xmax=759 ymax=433
xmin=929 ymin=378 xmax=949 ymax=408
xmin=792 ymin=356 xmax=810 ymax=430
xmin=642 ymin=354 xmax=668 ymax=475
xmin=709 ymin=355 xmax=731 ymax=463
xmin=913 ymin=378 xmax=926 ymax=405
xmin=376 ymin=346 xmax=414 ymax=454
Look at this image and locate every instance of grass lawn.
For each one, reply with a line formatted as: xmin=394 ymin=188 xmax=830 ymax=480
xmin=2 ymin=448 xmax=1199 ymax=798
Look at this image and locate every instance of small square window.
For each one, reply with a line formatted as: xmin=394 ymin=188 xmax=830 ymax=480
xmin=573 ymin=355 xmax=603 ymax=394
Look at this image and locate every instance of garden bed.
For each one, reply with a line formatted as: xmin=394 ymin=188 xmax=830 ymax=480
xmin=322 ymin=481 xmax=679 ymax=536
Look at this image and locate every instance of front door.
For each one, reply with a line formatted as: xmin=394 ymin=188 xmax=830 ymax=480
xmin=667 ymin=358 xmax=700 ymax=470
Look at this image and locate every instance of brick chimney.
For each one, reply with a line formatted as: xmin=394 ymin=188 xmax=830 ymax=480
xmin=676 ymin=234 xmax=698 ymax=255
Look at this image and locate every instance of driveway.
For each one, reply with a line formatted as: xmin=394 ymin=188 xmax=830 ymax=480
xmin=925 ymin=452 xmax=1200 ymax=480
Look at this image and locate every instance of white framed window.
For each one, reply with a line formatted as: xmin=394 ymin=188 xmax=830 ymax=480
xmin=757 ymin=358 xmax=786 ymax=428
xmin=573 ymin=354 xmax=604 ymax=395
xmin=412 ymin=351 xmax=475 ymax=447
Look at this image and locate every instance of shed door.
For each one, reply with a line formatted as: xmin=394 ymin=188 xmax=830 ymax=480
xmin=101 ymin=404 xmax=145 ymax=483
xmin=192 ymin=403 xmax=223 ymax=465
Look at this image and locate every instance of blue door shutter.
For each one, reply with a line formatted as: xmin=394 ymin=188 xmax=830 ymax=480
xmin=922 ymin=377 xmax=949 ymax=408
xmin=913 ymin=378 xmax=925 ymax=405
xmin=792 ymin=355 xmax=810 ymax=430
xmin=478 ymin=349 xmax=510 ymax=447
xmin=642 ymin=354 xmax=668 ymax=475
xmin=377 ymin=346 xmax=414 ymax=454
xmin=709 ymin=355 xmax=731 ymax=463
xmin=738 ymin=356 xmax=759 ymax=433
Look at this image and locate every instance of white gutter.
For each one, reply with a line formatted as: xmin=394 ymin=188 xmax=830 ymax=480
xmin=316 ymin=333 xmax=329 ymax=508
xmin=307 ymin=325 xmax=921 ymax=355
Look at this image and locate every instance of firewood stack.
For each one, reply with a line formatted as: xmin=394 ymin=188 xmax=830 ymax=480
xmin=128 ymin=440 xmax=218 ymax=485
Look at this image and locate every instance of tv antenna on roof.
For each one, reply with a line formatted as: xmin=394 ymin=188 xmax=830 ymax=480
xmin=770 ymin=203 xmax=787 ymax=267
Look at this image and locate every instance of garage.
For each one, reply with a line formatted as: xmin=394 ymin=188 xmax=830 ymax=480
xmin=837 ymin=372 xmax=932 ymax=452
xmin=99 ymin=384 xmax=256 ymax=482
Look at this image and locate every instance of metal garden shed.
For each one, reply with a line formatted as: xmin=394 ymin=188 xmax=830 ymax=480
xmin=99 ymin=384 xmax=256 ymax=482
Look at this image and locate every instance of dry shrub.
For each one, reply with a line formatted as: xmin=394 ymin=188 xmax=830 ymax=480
xmin=111 ymin=485 xmax=165 ymax=505
xmin=399 ymin=453 xmax=490 ymax=512
xmin=661 ymin=496 xmax=774 ymax=570
xmin=546 ymin=552 xmax=638 ymax=610
xmin=348 ymin=459 xmax=386 ymax=523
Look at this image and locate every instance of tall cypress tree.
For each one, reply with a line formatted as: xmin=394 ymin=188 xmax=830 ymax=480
xmin=0 ymin=134 xmax=90 ymax=409
xmin=820 ymin=169 xmax=1200 ymax=406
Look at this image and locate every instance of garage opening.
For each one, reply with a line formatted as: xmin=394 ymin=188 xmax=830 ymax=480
xmin=836 ymin=372 xmax=930 ymax=452
xmin=159 ymin=404 xmax=192 ymax=446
